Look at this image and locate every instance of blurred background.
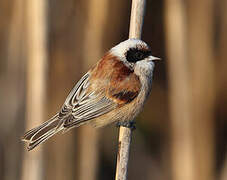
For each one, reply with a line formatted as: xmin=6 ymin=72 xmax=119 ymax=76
xmin=0 ymin=0 xmax=226 ymax=180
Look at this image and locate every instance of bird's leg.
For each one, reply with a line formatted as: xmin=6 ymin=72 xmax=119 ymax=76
xmin=116 ymin=121 xmax=136 ymax=130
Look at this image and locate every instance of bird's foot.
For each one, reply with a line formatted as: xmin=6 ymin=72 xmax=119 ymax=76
xmin=116 ymin=121 xmax=136 ymax=130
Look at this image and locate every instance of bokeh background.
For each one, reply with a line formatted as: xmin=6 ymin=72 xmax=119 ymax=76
xmin=0 ymin=0 xmax=226 ymax=180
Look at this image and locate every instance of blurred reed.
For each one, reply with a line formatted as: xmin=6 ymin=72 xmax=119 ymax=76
xmin=187 ymin=0 xmax=215 ymax=179
xmin=165 ymin=0 xmax=216 ymax=180
xmin=77 ymin=0 xmax=109 ymax=179
xmin=1 ymin=0 xmax=26 ymax=179
xmin=22 ymin=0 xmax=48 ymax=180
xmin=45 ymin=1 xmax=79 ymax=179
xmin=165 ymin=1 xmax=195 ymax=180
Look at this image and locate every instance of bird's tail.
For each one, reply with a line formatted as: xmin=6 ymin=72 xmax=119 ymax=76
xmin=21 ymin=114 xmax=63 ymax=151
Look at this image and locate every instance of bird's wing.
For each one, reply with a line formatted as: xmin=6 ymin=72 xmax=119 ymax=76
xmin=58 ymin=72 xmax=117 ymax=128
xmin=58 ymin=56 xmax=142 ymax=129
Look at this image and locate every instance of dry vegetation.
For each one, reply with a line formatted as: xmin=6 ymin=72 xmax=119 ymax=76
xmin=0 ymin=0 xmax=226 ymax=180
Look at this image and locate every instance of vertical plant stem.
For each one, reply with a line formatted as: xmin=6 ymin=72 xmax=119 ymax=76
xmin=22 ymin=0 xmax=47 ymax=180
xmin=165 ymin=0 xmax=215 ymax=179
xmin=4 ymin=0 xmax=26 ymax=179
xmin=115 ymin=0 xmax=146 ymax=180
xmin=164 ymin=1 xmax=195 ymax=180
xmin=187 ymin=0 xmax=215 ymax=179
xmin=78 ymin=0 xmax=108 ymax=180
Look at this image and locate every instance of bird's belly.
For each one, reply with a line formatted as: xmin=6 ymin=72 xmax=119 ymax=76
xmin=90 ymin=91 xmax=147 ymax=128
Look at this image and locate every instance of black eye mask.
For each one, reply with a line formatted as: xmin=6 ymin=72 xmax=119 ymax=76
xmin=126 ymin=48 xmax=151 ymax=63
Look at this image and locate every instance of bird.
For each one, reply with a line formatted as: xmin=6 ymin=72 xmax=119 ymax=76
xmin=21 ymin=38 xmax=160 ymax=151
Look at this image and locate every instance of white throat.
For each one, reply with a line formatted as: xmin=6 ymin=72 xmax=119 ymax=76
xmin=134 ymin=60 xmax=155 ymax=97
xmin=134 ymin=60 xmax=155 ymax=79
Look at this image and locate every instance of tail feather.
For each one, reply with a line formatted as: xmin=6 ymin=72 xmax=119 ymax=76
xmin=21 ymin=114 xmax=63 ymax=151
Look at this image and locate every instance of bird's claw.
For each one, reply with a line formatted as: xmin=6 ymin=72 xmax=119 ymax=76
xmin=116 ymin=121 xmax=136 ymax=130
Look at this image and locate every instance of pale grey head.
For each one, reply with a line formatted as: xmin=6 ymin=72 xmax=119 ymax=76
xmin=110 ymin=38 xmax=160 ymax=78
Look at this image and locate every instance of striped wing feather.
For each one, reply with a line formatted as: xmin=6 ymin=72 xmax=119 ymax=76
xmin=60 ymin=55 xmax=141 ymax=128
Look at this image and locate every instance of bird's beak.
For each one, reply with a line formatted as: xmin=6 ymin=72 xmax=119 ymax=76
xmin=148 ymin=55 xmax=161 ymax=61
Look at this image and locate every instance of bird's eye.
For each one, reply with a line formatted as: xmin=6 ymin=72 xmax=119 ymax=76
xmin=126 ymin=48 xmax=151 ymax=63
